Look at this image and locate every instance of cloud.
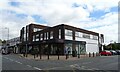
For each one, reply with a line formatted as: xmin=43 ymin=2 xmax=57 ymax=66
xmin=0 ymin=0 xmax=119 ymax=44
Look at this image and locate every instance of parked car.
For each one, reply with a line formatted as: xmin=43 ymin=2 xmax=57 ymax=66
xmin=110 ymin=50 xmax=117 ymax=55
xmin=100 ymin=50 xmax=112 ymax=56
xmin=115 ymin=50 xmax=120 ymax=55
xmin=1 ymin=48 xmax=6 ymax=55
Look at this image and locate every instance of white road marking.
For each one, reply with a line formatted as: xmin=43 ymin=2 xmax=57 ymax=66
xmin=82 ymin=62 xmax=91 ymax=64
xmin=9 ymin=59 xmax=13 ymax=61
xmin=4 ymin=57 xmax=8 ymax=59
xmin=4 ymin=57 xmax=13 ymax=61
xmin=16 ymin=61 xmax=22 ymax=64
xmin=90 ymin=68 xmax=99 ymax=70
xmin=14 ymin=60 xmax=22 ymax=64
xmin=26 ymin=65 xmax=32 ymax=67
xmin=33 ymin=67 xmax=42 ymax=70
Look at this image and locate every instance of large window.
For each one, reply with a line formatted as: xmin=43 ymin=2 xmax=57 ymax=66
xmin=35 ymin=34 xmax=39 ymax=41
xmin=24 ymin=27 xmax=26 ymax=41
xmin=75 ymin=31 xmax=83 ymax=37
xmin=65 ymin=29 xmax=73 ymax=40
xmin=93 ymin=35 xmax=98 ymax=40
xmin=75 ymin=44 xmax=86 ymax=54
xmin=44 ymin=33 xmax=46 ymax=40
xmin=59 ymin=29 xmax=61 ymax=39
xmin=83 ymin=33 xmax=90 ymax=39
xmin=47 ymin=32 xmax=49 ymax=40
xmin=26 ymin=26 xmax=29 ymax=41
xmin=34 ymin=28 xmax=42 ymax=32
xmin=26 ymin=33 xmax=28 ymax=41
xmin=65 ymin=29 xmax=72 ymax=36
xmin=50 ymin=31 xmax=53 ymax=39
xmin=33 ymin=35 xmax=35 ymax=41
xmin=64 ymin=43 xmax=72 ymax=54
xmin=40 ymin=34 xmax=43 ymax=40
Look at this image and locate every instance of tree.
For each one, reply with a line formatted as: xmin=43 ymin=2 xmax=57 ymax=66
xmin=2 ymin=40 xmax=6 ymax=45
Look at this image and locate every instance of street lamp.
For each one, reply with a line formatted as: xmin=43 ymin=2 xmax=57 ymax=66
xmin=5 ymin=27 xmax=9 ymax=41
xmin=4 ymin=27 xmax=9 ymax=54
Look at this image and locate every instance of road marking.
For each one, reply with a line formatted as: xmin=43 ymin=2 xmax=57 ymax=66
xmin=33 ymin=67 xmax=42 ymax=70
xmin=26 ymin=65 xmax=32 ymax=67
xmin=14 ymin=61 xmax=22 ymax=64
xmin=82 ymin=62 xmax=91 ymax=64
xmin=4 ymin=57 xmax=14 ymax=62
xmin=90 ymin=68 xmax=99 ymax=70
xmin=9 ymin=59 xmax=13 ymax=61
xmin=16 ymin=61 xmax=22 ymax=64
xmin=4 ymin=57 xmax=8 ymax=59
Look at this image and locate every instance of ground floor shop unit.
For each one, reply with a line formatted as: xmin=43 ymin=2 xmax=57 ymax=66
xmin=20 ymin=39 xmax=99 ymax=55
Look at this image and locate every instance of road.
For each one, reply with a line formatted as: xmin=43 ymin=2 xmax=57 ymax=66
xmin=1 ymin=54 xmax=119 ymax=72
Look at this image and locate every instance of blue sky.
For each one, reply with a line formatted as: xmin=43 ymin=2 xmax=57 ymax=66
xmin=0 ymin=0 xmax=118 ymax=44
xmin=9 ymin=1 xmax=20 ymax=7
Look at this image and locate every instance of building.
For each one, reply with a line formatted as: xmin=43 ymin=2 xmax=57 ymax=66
xmin=20 ymin=23 xmax=104 ymax=55
xmin=20 ymin=23 xmax=48 ymax=54
xmin=7 ymin=37 xmax=20 ymax=53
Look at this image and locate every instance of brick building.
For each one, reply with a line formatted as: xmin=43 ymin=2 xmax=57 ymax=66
xmin=20 ymin=23 xmax=104 ymax=55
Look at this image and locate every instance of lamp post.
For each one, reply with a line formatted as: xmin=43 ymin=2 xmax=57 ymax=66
xmin=5 ymin=27 xmax=9 ymax=41
xmin=4 ymin=27 xmax=9 ymax=54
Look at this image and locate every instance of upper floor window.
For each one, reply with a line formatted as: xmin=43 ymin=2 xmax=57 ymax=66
xmin=40 ymin=34 xmax=43 ymax=40
xmin=33 ymin=35 xmax=35 ymax=41
xmin=59 ymin=29 xmax=61 ymax=39
xmin=47 ymin=32 xmax=49 ymax=40
xmin=65 ymin=29 xmax=72 ymax=36
xmin=24 ymin=32 xmax=26 ymax=41
xmin=50 ymin=31 xmax=53 ymax=39
xmin=34 ymin=28 xmax=42 ymax=32
xmin=24 ymin=27 xmax=26 ymax=34
xmin=75 ymin=31 xmax=83 ymax=37
xmin=93 ymin=35 xmax=98 ymax=40
xmin=83 ymin=33 xmax=90 ymax=39
xmin=44 ymin=33 xmax=46 ymax=40
xmin=26 ymin=33 xmax=28 ymax=41
xmin=36 ymin=34 xmax=39 ymax=39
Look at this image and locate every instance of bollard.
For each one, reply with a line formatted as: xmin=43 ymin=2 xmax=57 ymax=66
xmin=26 ymin=54 xmax=28 ymax=57
xmin=37 ymin=53 xmax=38 ymax=57
xmin=66 ymin=54 xmax=68 ymax=59
xmin=58 ymin=54 xmax=59 ymax=60
xmin=23 ymin=53 xmax=25 ymax=57
xmin=96 ymin=53 xmax=98 ymax=56
xmin=78 ymin=54 xmax=80 ymax=58
xmin=93 ymin=52 xmax=95 ymax=57
xmin=48 ymin=54 xmax=49 ymax=60
xmin=96 ymin=53 xmax=97 ymax=56
xmin=40 ymin=54 xmax=42 ymax=59
xmin=89 ymin=52 xmax=91 ymax=57
xmin=34 ymin=54 xmax=35 ymax=59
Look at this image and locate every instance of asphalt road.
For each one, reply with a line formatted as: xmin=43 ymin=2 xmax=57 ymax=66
xmin=1 ymin=54 xmax=120 ymax=71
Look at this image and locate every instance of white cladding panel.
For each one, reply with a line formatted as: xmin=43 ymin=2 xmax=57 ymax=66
xmin=76 ymin=37 xmax=99 ymax=53
xmin=86 ymin=44 xmax=99 ymax=54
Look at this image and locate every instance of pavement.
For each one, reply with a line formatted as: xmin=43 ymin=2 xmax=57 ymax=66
xmin=1 ymin=54 xmax=120 ymax=72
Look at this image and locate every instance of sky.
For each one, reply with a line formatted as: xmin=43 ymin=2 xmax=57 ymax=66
xmin=0 ymin=0 xmax=119 ymax=45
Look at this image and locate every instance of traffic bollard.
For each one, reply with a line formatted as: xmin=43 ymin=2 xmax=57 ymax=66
xmin=93 ymin=52 xmax=95 ymax=57
xmin=89 ymin=52 xmax=91 ymax=57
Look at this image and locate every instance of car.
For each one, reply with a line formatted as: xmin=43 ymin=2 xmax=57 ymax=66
xmin=110 ymin=50 xmax=117 ymax=55
xmin=100 ymin=50 xmax=112 ymax=56
xmin=115 ymin=50 xmax=120 ymax=55
xmin=1 ymin=49 xmax=7 ymax=55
